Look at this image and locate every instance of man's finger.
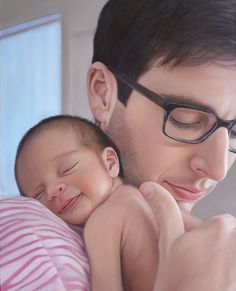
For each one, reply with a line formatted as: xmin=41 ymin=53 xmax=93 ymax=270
xmin=140 ymin=181 xmax=185 ymax=251
xmin=180 ymin=208 xmax=202 ymax=232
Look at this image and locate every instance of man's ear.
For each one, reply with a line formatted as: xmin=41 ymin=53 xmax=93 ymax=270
xmin=101 ymin=147 xmax=120 ymax=178
xmin=87 ymin=62 xmax=118 ymax=130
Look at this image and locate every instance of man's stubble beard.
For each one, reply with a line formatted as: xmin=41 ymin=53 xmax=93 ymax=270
xmin=105 ymin=101 xmax=141 ymax=187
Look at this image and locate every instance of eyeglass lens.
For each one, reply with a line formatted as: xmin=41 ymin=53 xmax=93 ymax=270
xmin=165 ymin=107 xmax=236 ymax=151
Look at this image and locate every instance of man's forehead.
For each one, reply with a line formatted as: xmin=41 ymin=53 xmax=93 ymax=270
xmin=144 ymin=61 xmax=236 ymax=90
xmin=135 ymin=62 xmax=236 ymax=118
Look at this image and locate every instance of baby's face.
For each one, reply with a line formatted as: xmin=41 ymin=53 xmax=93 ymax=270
xmin=17 ymin=128 xmax=116 ymax=225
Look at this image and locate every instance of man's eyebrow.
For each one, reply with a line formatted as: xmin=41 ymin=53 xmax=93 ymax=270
xmin=159 ymin=93 xmax=217 ymax=114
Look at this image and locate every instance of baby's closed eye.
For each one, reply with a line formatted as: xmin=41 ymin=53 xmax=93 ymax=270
xmin=60 ymin=162 xmax=80 ymax=175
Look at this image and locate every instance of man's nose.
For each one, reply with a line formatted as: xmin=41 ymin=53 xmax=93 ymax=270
xmin=190 ymin=128 xmax=229 ymax=181
xmin=46 ymin=183 xmax=66 ymax=200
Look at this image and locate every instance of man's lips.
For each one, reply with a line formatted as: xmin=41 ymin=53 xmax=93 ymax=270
xmin=59 ymin=194 xmax=81 ymax=214
xmin=165 ymin=182 xmax=208 ymax=202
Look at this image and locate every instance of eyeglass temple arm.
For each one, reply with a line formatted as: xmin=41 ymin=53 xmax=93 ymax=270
xmin=107 ymin=65 xmax=166 ymax=108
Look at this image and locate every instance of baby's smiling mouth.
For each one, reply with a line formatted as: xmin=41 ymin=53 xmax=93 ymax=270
xmin=59 ymin=193 xmax=82 ymax=214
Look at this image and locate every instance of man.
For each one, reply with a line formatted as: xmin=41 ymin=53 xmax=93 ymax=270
xmin=87 ymin=0 xmax=236 ymax=290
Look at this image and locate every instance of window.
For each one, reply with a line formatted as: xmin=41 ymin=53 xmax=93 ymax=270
xmin=0 ymin=14 xmax=61 ymax=195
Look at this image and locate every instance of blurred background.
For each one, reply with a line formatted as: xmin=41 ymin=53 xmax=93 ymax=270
xmin=0 ymin=0 xmax=235 ymax=219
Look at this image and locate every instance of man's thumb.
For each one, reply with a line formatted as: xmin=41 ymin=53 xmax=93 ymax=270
xmin=140 ymin=182 xmax=185 ymax=249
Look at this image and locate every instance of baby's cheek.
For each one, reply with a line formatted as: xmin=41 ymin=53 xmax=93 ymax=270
xmin=86 ymin=172 xmax=112 ymax=200
xmin=40 ymin=198 xmax=57 ymax=214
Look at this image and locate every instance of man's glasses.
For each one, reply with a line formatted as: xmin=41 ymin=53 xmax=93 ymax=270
xmin=108 ymin=66 xmax=236 ymax=153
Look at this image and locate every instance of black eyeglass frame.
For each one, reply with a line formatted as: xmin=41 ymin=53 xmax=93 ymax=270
xmin=108 ymin=66 xmax=236 ymax=153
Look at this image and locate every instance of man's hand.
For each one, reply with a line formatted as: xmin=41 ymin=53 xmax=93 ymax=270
xmin=140 ymin=182 xmax=236 ymax=291
xmin=180 ymin=205 xmax=202 ymax=232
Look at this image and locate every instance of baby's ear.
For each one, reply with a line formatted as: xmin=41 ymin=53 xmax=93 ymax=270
xmin=101 ymin=147 xmax=120 ymax=178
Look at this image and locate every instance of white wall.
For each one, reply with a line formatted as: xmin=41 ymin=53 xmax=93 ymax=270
xmin=193 ymin=163 xmax=236 ymax=219
xmin=0 ymin=0 xmax=107 ymax=118
xmin=1 ymin=0 xmax=236 ymax=219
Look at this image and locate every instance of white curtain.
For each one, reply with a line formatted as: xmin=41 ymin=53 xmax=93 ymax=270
xmin=0 ymin=16 xmax=61 ymax=195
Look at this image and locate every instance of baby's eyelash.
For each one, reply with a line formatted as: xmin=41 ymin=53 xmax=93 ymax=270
xmin=62 ymin=162 xmax=79 ymax=174
xmin=34 ymin=191 xmax=44 ymax=199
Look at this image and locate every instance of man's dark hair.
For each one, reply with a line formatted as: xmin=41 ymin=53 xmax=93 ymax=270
xmin=92 ymin=0 xmax=236 ymax=105
xmin=15 ymin=115 xmax=124 ymax=195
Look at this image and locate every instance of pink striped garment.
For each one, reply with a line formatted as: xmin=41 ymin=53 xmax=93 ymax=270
xmin=0 ymin=196 xmax=90 ymax=291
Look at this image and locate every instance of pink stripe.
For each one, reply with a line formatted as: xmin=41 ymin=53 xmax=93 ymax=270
xmin=3 ymin=263 xmax=54 ymax=289
xmin=0 ymin=219 xmax=24 ymax=229
xmin=2 ymin=255 xmax=49 ymax=286
xmin=0 ymin=197 xmax=90 ymax=290
xmin=1 ymin=239 xmax=42 ymax=257
xmin=1 ymin=224 xmax=37 ymax=240
xmin=1 ymin=231 xmax=39 ymax=248
xmin=2 ymin=246 xmax=49 ymax=266
xmin=34 ymin=273 xmax=63 ymax=290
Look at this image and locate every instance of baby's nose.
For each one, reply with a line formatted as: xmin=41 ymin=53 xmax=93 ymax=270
xmin=46 ymin=183 xmax=66 ymax=200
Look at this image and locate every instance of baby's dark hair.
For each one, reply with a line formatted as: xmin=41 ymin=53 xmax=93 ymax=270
xmin=15 ymin=115 xmax=124 ymax=195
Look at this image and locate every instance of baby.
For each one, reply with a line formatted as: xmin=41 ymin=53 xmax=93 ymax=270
xmin=14 ymin=115 xmax=158 ymax=291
